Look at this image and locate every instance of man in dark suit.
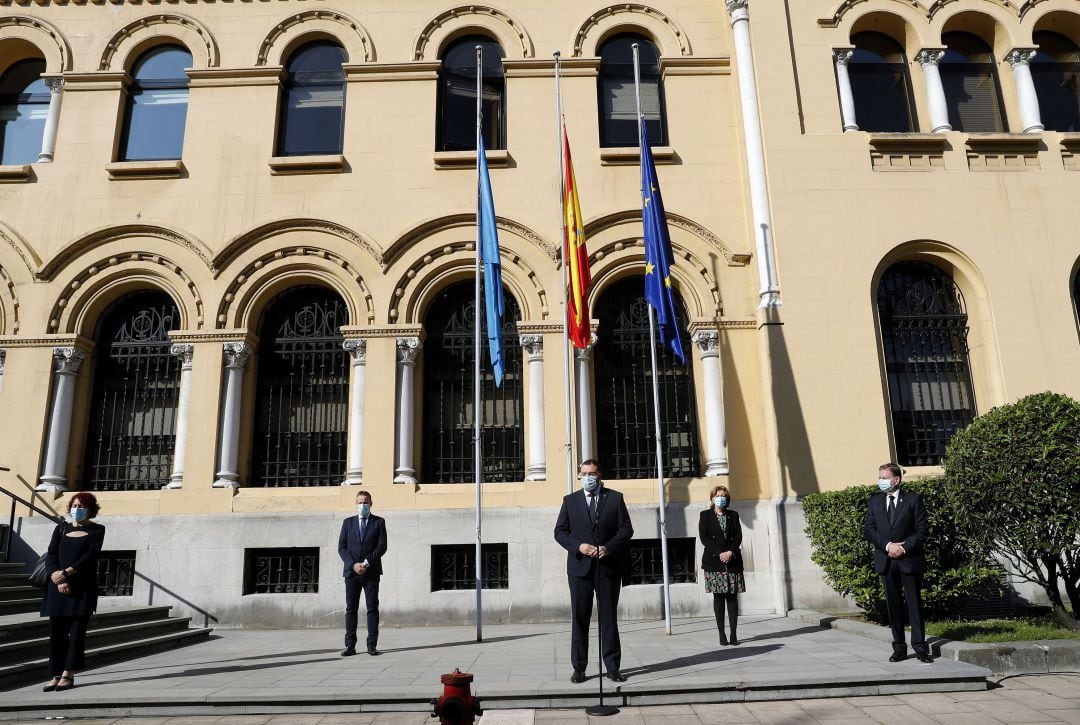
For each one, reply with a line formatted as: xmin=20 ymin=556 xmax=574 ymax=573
xmin=338 ymin=490 xmax=387 ymax=656
xmin=864 ymin=462 xmax=931 ymax=663
xmin=554 ymin=459 xmax=634 ymax=684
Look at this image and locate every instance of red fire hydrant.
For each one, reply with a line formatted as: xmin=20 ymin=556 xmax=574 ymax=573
xmin=431 ymin=668 xmax=482 ymax=725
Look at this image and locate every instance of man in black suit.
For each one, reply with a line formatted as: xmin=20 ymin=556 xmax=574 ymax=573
xmin=554 ymin=459 xmax=634 ymax=684
xmin=864 ymin=462 xmax=931 ymax=663
xmin=338 ymin=490 xmax=387 ymax=656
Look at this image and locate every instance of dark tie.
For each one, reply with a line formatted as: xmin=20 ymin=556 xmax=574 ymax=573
xmin=887 ymin=495 xmax=895 ymax=523
xmin=589 ymin=494 xmax=597 ymax=520
xmin=360 ymin=517 xmax=367 ymax=540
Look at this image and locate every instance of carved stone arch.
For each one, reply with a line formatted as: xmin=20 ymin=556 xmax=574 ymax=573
xmin=819 ymin=0 xmax=931 ymax=28
xmin=215 ymin=219 xmax=383 ymax=278
xmin=0 ymin=264 xmax=19 ymax=335
xmin=42 ymin=224 xmax=213 ymax=281
xmin=384 ymin=214 xmax=556 ymax=270
xmin=583 ymin=210 xmax=750 ymax=268
xmin=257 ymin=10 xmax=375 ymax=66
xmin=99 ymin=13 xmax=218 ymax=71
xmin=929 ymin=0 xmax=1020 ymax=22
xmin=935 ymin=5 xmax=1021 ymax=52
xmin=0 ymin=220 xmax=42 ymax=281
xmin=0 ymin=16 xmax=72 ymax=73
xmin=846 ymin=9 xmax=930 ymax=57
xmin=218 ymin=249 xmax=375 ymax=331
xmin=413 ymin=5 xmax=534 ymax=61
xmin=572 ymin=4 xmax=692 ymax=58
xmin=1018 ymin=0 xmax=1055 ymax=19
xmin=49 ymin=254 xmax=204 ymax=337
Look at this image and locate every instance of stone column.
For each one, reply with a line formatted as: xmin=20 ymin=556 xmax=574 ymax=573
xmin=213 ymin=342 xmax=251 ymax=488
xmin=1006 ymin=49 xmax=1044 ymax=133
xmin=38 ymin=77 xmax=64 ymax=163
xmin=342 ymin=338 xmax=367 ymax=485
xmin=165 ymin=344 xmax=195 ymax=489
xmin=393 ymin=337 xmax=422 ymax=484
xmin=832 ymin=49 xmax=859 ymax=132
xmin=37 ymin=347 xmax=86 ymax=492
xmin=692 ymin=330 xmax=729 ymax=476
xmin=574 ymin=334 xmax=597 ymax=462
xmin=520 ymin=334 xmax=546 ymax=481
xmin=916 ymin=49 xmax=952 ymax=133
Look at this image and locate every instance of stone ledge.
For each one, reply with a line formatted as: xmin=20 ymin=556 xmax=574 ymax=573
xmin=268 ymin=154 xmax=346 ymax=175
xmin=434 ymin=148 xmax=510 ymax=169
xmin=600 ymin=145 xmax=675 ymax=166
xmin=106 ymin=159 xmax=184 ymax=180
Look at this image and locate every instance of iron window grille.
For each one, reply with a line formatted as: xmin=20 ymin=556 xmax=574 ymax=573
xmin=623 ymin=538 xmax=696 ymax=586
xmin=431 ymin=543 xmax=509 ymax=591
xmin=594 ymin=277 xmax=701 ymax=480
xmin=97 ymin=550 xmax=136 ymax=596
xmin=422 ymin=282 xmax=525 ymax=483
xmin=84 ymin=291 xmax=181 ymax=491
xmin=252 ymin=287 xmax=349 ymax=487
xmin=243 ymin=547 xmax=319 ymax=594
xmin=877 ymin=261 xmax=976 ymax=467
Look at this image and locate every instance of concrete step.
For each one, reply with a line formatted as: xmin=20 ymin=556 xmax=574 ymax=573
xmin=0 ymin=605 xmax=174 ymax=642
xmin=0 ymin=574 xmax=33 ymax=586
xmin=0 ymin=562 xmax=25 ymax=572
xmin=0 ymin=585 xmax=39 ymax=602
xmin=0 ymin=598 xmax=41 ymax=616
xmin=0 ymin=615 xmax=194 ymax=663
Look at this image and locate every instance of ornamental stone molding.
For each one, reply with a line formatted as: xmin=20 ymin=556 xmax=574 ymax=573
xmin=0 ymin=222 xmax=43 ymax=278
xmin=214 ymin=218 xmax=383 ymax=275
xmin=1006 ymin=48 xmax=1038 ymax=68
xmin=396 ymin=336 xmax=423 ymax=365
xmin=820 ymin=0 xmax=1020 ymax=25
xmin=573 ymin=4 xmax=692 ymax=58
xmin=413 ymin=5 xmax=534 ymax=61
xmin=343 ymin=338 xmax=368 ymax=364
xmin=52 ymin=346 xmax=86 ymax=374
xmin=915 ymin=49 xmax=946 ymax=67
xmin=98 ymin=13 xmax=218 ymax=71
xmin=0 ymin=16 xmax=71 ymax=73
xmin=832 ymin=49 xmax=855 ymax=65
xmin=724 ymin=0 xmax=749 ymax=14
xmin=222 ymin=341 xmax=252 ymax=369
xmin=40 ymin=224 xmax=213 ymax=281
xmin=170 ymin=343 xmax=195 ymax=369
xmin=520 ymin=334 xmax=544 ymax=361
xmin=0 ymin=265 xmax=19 ymax=334
xmin=0 ymin=349 xmax=5 ymax=375
xmin=384 ymin=214 xmax=555 ymax=269
xmin=257 ymin=10 xmax=375 ymax=66
xmin=574 ymin=333 xmax=598 ymax=361
xmin=692 ymin=329 xmax=720 ymax=358
xmin=584 ymin=209 xmax=749 ymax=267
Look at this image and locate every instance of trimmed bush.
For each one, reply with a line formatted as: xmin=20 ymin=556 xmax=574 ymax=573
xmin=803 ymin=477 xmax=1002 ymax=622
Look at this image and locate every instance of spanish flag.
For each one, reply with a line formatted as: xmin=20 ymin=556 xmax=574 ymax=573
xmin=563 ymin=125 xmax=592 ymax=349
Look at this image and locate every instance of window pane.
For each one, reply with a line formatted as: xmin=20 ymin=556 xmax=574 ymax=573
xmin=599 ymin=35 xmax=666 ymax=147
xmin=277 ymin=42 xmax=346 ymax=156
xmin=940 ymin=65 xmax=1005 ymax=132
xmin=0 ymin=58 xmax=48 ymax=165
xmin=848 ymin=65 xmax=913 ymax=132
xmin=438 ymin=37 xmax=505 ymax=151
xmin=1032 ymin=31 xmax=1080 ymax=132
xmin=121 ymin=88 xmax=189 ymax=160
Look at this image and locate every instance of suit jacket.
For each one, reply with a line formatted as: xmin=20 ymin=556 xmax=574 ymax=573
xmin=554 ymin=486 xmax=634 ymax=578
xmin=864 ymin=489 xmax=928 ymax=575
xmin=338 ymin=514 xmax=388 ymax=578
xmin=698 ymin=508 xmax=743 ymax=574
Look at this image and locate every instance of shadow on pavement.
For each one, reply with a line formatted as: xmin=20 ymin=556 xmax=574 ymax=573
xmin=622 ymin=643 xmax=783 ymax=682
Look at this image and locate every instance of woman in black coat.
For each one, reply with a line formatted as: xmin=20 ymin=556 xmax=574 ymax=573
xmin=40 ymin=491 xmax=105 ymax=692
xmin=698 ymin=485 xmax=745 ymax=646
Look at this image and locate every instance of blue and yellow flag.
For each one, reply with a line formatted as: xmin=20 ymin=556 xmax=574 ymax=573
xmin=640 ymin=119 xmax=685 ymax=364
xmin=478 ymin=134 xmax=505 ymax=386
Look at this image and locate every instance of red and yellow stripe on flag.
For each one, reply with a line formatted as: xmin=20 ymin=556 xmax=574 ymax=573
xmin=563 ymin=125 xmax=592 ymax=349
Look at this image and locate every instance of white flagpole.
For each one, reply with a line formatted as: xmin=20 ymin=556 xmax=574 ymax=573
xmin=554 ymin=51 xmax=575 ymax=494
xmin=633 ymin=43 xmax=673 ymax=636
xmin=474 ymin=43 xmax=484 ymax=643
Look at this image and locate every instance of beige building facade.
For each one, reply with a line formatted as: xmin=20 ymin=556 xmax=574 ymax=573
xmin=0 ymin=0 xmax=1077 ymax=627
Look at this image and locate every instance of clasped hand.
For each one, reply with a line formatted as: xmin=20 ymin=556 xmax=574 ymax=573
xmin=886 ymin=542 xmax=906 ymax=558
xmin=352 ymin=562 xmax=368 ymax=574
xmin=578 ymin=543 xmax=608 ymax=559
xmin=719 ymin=551 xmax=733 ymax=564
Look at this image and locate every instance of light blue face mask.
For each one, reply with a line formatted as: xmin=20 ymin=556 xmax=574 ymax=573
xmin=357 ymin=503 xmax=371 ymax=517
xmin=71 ymin=507 xmax=88 ymax=522
xmin=878 ymin=478 xmax=895 ymax=492
xmin=580 ymin=474 xmax=599 ymax=493
xmin=714 ymin=496 xmax=728 ymax=508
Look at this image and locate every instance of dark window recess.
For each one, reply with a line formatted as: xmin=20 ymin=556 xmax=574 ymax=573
xmin=940 ymin=32 xmax=1006 ymax=132
xmin=252 ymin=287 xmax=349 ymax=487
xmin=97 ymin=551 xmax=136 ymax=596
xmin=437 ymin=35 xmax=505 ymax=151
xmin=422 ymin=282 xmax=524 ymax=483
xmin=431 ymin=543 xmax=509 ymax=591
xmin=877 ymin=261 xmax=976 ymax=467
xmin=243 ymin=547 xmax=319 ymax=594
xmin=1031 ymin=31 xmax=1080 ymax=133
xmin=598 ymin=34 xmax=667 ymax=147
xmin=277 ymin=41 xmax=347 ymax=156
xmin=119 ymin=45 xmax=192 ymax=161
xmin=623 ymin=538 xmax=696 ymax=586
xmin=847 ymin=32 xmax=915 ymax=133
xmin=594 ymin=276 xmax=700 ymax=479
xmin=84 ymin=291 xmax=181 ymax=491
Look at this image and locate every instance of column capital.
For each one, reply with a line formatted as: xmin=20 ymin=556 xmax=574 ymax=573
xmin=1005 ymin=48 xmax=1038 ymax=68
xmin=343 ymin=338 xmax=367 ymax=364
xmin=915 ymin=48 xmax=946 ymax=67
xmin=170 ymin=343 xmax=195 ymax=369
xmin=832 ymin=48 xmax=855 ymax=65
xmin=396 ymin=336 xmax=422 ymax=365
xmin=520 ymin=334 xmax=544 ymax=360
xmin=692 ymin=329 xmax=720 ymax=359
xmin=573 ymin=334 xmax=598 ymax=361
xmin=725 ymin=0 xmax=748 ymax=15
xmin=52 ymin=346 xmax=86 ymax=374
xmin=44 ymin=77 xmax=65 ymax=93
xmin=222 ymin=341 xmax=252 ymax=369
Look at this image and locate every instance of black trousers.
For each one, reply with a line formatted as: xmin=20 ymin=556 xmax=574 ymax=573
xmin=881 ymin=566 xmax=927 ymax=655
xmin=568 ymin=566 xmax=622 ymax=672
xmin=48 ymin=615 xmax=89 ymax=676
xmin=344 ymin=575 xmax=380 ymax=650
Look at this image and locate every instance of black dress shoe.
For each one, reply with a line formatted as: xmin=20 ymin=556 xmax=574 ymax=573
xmin=55 ymin=676 xmax=74 ymax=691
xmin=888 ymin=652 xmax=906 ymax=662
xmin=341 ymin=648 xmax=357 ymax=657
xmin=607 ymin=670 xmax=627 ymax=683
xmin=42 ymin=679 xmax=60 ymax=692
xmin=916 ymin=653 xmax=933 ymax=664
xmin=718 ymin=634 xmax=729 ymax=646
xmin=570 ymin=670 xmax=586 ymax=684
xmin=728 ymin=637 xmax=739 ymax=646
xmin=367 ymin=647 xmax=380 ymax=656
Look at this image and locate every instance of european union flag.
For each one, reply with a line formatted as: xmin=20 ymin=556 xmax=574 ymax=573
xmin=640 ymin=119 xmax=685 ymax=364
xmin=478 ymin=134 xmax=505 ymax=386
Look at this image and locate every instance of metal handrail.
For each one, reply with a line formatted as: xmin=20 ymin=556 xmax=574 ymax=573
xmin=0 ymin=466 xmax=65 ymax=563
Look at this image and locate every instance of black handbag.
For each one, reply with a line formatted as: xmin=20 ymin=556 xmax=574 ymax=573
xmin=28 ymin=553 xmax=49 ymax=587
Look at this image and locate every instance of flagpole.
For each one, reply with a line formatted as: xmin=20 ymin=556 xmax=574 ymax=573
xmin=474 ymin=43 xmax=484 ymax=643
xmin=633 ymin=43 xmax=673 ymax=636
xmin=554 ymin=52 xmax=575 ymax=494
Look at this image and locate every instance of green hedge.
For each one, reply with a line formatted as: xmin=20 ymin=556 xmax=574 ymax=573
xmin=802 ymin=477 xmax=1002 ymax=622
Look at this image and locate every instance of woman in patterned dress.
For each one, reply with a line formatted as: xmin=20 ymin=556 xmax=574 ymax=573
xmin=698 ymin=485 xmax=745 ymax=646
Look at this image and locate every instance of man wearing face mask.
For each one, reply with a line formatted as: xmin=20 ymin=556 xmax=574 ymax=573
xmin=338 ymin=491 xmax=387 ymax=656
xmin=864 ymin=463 xmax=931 ymax=664
xmin=554 ymin=459 xmax=634 ymax=684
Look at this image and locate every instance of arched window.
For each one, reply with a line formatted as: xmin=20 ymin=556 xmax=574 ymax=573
xmin=594 ymin=277 xmax=699 ymax=479
xmin=252 ymin=287 xmax=349 ymax=487
xmin=277 ymin=41 xmax=347 ymax=156
xmin=83 ymin=290 xmax=181 ymax=491
xmin=119 ymin=45 xmax=192 ymax=161
xmin=437 ymin=36 xmax=505 ymax=151
xmin=1032 ymin=31 xmax=1080 ymax=132
xmin=422 ymin=282 xmax=523 ymax=482
xmin=598 ymin=34 xmax=666 ymax=147
xmin=940 ymin=32 xmax=1006 ymax=132
xmin=0 ymin=58 xmax=48 ymax=165
xmin=848 ymin=32 xmax=915 ymax=132
xmin=877 ymin=262 xmax=976 ymax=467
